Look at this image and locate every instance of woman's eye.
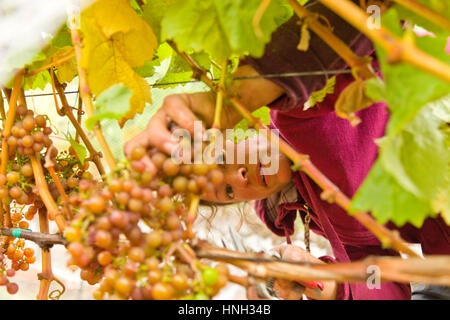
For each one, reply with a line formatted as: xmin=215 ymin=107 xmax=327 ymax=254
xmin=225 ymin=184 xmax=234 ymax=199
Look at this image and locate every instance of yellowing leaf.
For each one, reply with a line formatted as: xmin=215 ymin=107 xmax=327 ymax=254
xmin=84 ymin=0 xmax=143 ymax=38
xmin=297 ymin=23 xmax=310 ymax=51
xmin=304 ymin=76 xmax=336 ymax=111
xmin=54 ymin=48 xmax=78 ymax=83
xmin=80 ymin=0 xmax=157 ymax=126
xmin=335 ymin=79 xmax=374 ymax=126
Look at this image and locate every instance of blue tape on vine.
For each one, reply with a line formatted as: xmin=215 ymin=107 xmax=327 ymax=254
xmin=11 ymin=229 xmax=22 ymax=238
xmin=10 ymin=228 xmax=31 ymax=238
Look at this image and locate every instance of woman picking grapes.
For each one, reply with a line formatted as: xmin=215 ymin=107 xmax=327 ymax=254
xmin=125 ymin=1 xmax=450 ymax=300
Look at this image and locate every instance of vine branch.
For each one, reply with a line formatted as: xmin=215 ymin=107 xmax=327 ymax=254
xmin=52 ymin=74 xmax=105 ymax=176
xmin=318 ymin=0 xmax=450 ymax=83
xmin=0 ymin=227 xmax=67 ymax=248
xmin=195 ymin=241 xmax=450 ymax=286
xmin=30 ymin=154 xmax=66 ymax=232
xmin=285 ymin=0 xmax=376 ymax=80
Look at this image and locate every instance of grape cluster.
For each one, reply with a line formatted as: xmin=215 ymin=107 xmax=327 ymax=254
xmin=8 ymin=105 xmax=52 ymax=157
xmin=0 ymin=105 xmax=90 ymax=296
xmin=65 ymin=146 xmax=229 ymax=300
xmin=0 ymin=252 xmax=19 ymax=295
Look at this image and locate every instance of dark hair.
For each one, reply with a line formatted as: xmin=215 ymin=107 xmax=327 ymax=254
xmin=198 ymin=199 xmax=258 ymax=232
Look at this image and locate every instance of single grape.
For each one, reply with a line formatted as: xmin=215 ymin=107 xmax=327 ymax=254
xmin=97 ymin=251 xmax=112 ymax=266
xmin=146 ymin=231 xmax=162 ymax=248
xmin=9 ymin=186 xmax=22 ymax=199
xmin=152 ymin=282 xmax=174 ymax=300
xmin=7 ymin=171 xmax=20 ymax=184
xmin=23 ymin=248 xmax=34 ymax=258
xmin=109 ymin=210 xmax=129 ymax=229
xmin=16 ymin=105 xmax=27 ymax=117
xmin=151 ymin=152 xmax=166 ymax=169
xmin=158 ymin=184 xmax=172 ymax=197
xmin=162 ymin=158 xmax=180 ymax=176
xmin=95 ymin=230 xmax=112 ymax=248
xmin=131 ymin=146 xmax=146 ymax=161
xmin=172 ymin=176 xmax=188 ymax=193
xmin=172 ymin=273 xmax=188 ymax=291
xmin=208 ymin=169 xmax=224 ymax=185
xmin=202 ymin=267 xmax=219 ymax=286
xmin=129 ymin=246 xmax=145 ymax=263
xmin=114 ymin=277 xmax=133 ymax=297
xmin=192 ymin=163 xmax=209 ymax=176
xmin=128 ymin=198 xmax=143 ymax=213
xmin=157 ymin=197 xmax=174 ymax=213
xmin=35 ymin=115 xmax=46 ymax=127
xmin=23 ymin=116 xmax=35 ymax=131
xmin=6 ymin=282 xmax=19 ymax=295
xmin=147 ymin=269 xmax=162 ymax=284
xmin=109 ymin=179 xmax=122 ymax=193
xmin=88 ymin=195 xmax=106 ymax=214
xmin=6 ymin=269 xmax=15 ymax=277
xmin=18 ymin=221 xmax=29 ymax=229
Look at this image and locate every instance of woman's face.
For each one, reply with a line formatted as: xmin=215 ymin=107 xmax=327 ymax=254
xmin=201 ymin=133 xmax=292 ymax=203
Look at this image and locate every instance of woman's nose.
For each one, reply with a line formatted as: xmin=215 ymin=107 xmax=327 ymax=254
xmin=237 ymin=167 xmax=248 ymax=185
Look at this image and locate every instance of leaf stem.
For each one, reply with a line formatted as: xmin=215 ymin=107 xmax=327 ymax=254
xmin=26 ymin=51 xmax=76 ymax=77
xmin=253 ymin=0 xmax=272 ymax=39
xmin=318 ymin=0 xmax=450 ymax=83
xmin=30 ymin=154 xmax=66 ymax=232
xmin=212 ymin=60 xmax=228 ymax=129
xmin=53 ymin=75 xmax=105 ymax=176
xmin=285 ymin=0 xmax=376 ymax=80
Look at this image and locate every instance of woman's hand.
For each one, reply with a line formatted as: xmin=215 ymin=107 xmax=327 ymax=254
xmin=124 ymin=92 xmax=215 ymax=175
xmin=246 ymin=244 xmax=337 ymax=300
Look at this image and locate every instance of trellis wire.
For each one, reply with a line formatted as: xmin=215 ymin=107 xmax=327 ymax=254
xmin=2 ymin=69 xmax=358 ymax=99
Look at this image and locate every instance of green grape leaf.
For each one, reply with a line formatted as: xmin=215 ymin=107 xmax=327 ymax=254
xmin=134 ymin=59 xmax=159 ymax=78
xmin=231 ymin=106 xmax=271 ymax=143
xmin=51 ymin=26 xmax=73 ymax=48
xmin=376 ymin=8 xmax=450 ymax=135
xmin=365 ymin=77 xmax=387 ymax=102
xmin=86 ymin=84 xmax=133 ymax=130
xmin=67 ymin=135 xmax=88 ymax=165
xmin=156 ymin=71 xmax=193 ymax=88
xmin=351 ymin=160 xmax=434 ymax=228
xmin=377 ymin=97 xmax=450 ymax=200
xmin=24 ymin=71 xmax=52 ymax=91
xmin=161 ymin=0 xmax=291 ymax=62
xmin=142 ymin=0 xmax=176 ymax=42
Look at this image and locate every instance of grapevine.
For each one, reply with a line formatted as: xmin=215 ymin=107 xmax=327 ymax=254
xmin=0 ymin=0 xmax=447 ymax=301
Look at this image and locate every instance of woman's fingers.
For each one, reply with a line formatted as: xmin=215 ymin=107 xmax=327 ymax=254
xmin=163 ymin=94 xmax=204 ymax=137
xmin=246 ymin=286 xmax=269 ymax=300
xmin=273 ymin=279 xmax=305 ymax=300
xmin=124 ymin=131 xmax=157 ymax=175
xmin=146 ymin=108 xmax=180 ymax=155
xmin=271 ymin=244 xmax=312 ymax=262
